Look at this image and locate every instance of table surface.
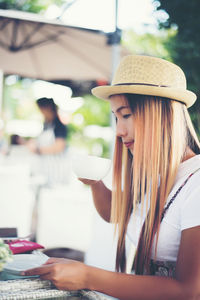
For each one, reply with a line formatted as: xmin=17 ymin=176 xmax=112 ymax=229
xmin=0 ymin=277 xmax=107 ymax=300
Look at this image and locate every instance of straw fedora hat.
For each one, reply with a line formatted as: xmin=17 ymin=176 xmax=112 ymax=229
xmin=92 ymin=55 xmax=196 ymax=108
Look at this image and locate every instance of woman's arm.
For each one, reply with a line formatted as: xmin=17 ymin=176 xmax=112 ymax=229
xmin=38 ymin=138 xmax=66 ymax=154
xmin=23 ymin=226 xmax=200 ymax=300
xmin=88 ymin=225 xmax=200 ymax=300
xmin=79 ymin=179 xmax=111 ymax=222
xmin=26 ymin=138 xmax=66 ymax=155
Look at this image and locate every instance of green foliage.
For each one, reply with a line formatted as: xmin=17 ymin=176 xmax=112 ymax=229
xmin=0 ymin=0 xmax=65 ymax=13
xmin=3 ymin=77 xmax=38 ymax=120
xmin=75 ymin=95 xmax=110 ymax=127
xmin=68 ymin=95 xmax=111 ymax=157
xmin=0 ymin=238 xmax=13 ymax=271
xmin=122 ymin=29 xmax=174 ymax=61
xmin=154 ymin=0 xmax=200 ymax=136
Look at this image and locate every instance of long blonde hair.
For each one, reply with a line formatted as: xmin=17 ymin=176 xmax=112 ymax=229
xmin=111 ymin=94 xmax=200 ymax=274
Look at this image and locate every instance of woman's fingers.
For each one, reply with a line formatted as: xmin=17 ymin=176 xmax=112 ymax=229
xmin=43 ymin=257 xmax=66 ymax=265
xmin=22 ymin=261 xmax=88 ymax=291
xmin=78 ymin=178 xmax=99 ymax=185
xmin=22 ymin=265 xmax=52 ymax=276
xmin=39 ymin=273 xmax=54 ymax=281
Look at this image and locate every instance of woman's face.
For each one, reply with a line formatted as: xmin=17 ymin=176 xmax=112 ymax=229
xmin=39 ymin=107 xmax=55 ymax=122
xmin=110 ymin=95 xmax=135 ymax=154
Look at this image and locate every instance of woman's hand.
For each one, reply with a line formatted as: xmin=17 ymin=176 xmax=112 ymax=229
xmin=26 ymin=139 xmax=37 ymax=153
xmin=22 ymin=258 xmax=89 ymax=291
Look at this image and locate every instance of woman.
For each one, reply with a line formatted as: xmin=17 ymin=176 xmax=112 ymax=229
xmin=23 ymin=55 xmax=200 ymax=300
xmin=27 ymin=97 xmax=68 ymax=186
xmin=28 ymin=97 xmax=67 ymax=156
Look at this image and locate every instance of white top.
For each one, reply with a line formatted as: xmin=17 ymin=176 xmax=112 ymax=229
xmin=126 ymin=154 xmax=200 ymax=262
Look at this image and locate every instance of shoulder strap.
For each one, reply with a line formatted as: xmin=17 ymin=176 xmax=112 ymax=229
xmin=161 ymin=167 xmax=200 ymax=222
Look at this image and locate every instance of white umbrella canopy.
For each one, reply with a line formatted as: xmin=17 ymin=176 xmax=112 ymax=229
xmin=0 ymin=9 xmax=125 ymax=81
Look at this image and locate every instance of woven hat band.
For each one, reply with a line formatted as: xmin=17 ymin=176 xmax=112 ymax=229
xmin=114 ymin=83 xmax=169 ymax=88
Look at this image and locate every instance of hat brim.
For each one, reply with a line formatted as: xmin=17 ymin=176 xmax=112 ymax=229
xmin=91 ymin=85 xmax=196 ymax=108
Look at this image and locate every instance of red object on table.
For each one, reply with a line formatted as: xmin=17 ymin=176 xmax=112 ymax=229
xmin=7 ymin=240 xmax=44 ymax=254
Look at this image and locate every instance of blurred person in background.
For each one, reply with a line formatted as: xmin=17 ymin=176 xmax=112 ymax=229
xmin=27 ymin=97 xmax=68 ymax=186
xmin=28 ymin=97 xmax=67 ymax=155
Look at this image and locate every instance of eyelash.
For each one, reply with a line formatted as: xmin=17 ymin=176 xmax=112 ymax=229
xmin=123 ymin=114 xmax=131 ymax=119
xmin=115 ymin=114 xmax=131 ymax=123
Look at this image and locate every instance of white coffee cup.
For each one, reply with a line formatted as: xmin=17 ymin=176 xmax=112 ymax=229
xmin=72 ymin=154 xmax=111 ymax=181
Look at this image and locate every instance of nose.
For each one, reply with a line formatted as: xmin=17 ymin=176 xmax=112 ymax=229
xmin=116 ymin=120 xmax=127 ymax=137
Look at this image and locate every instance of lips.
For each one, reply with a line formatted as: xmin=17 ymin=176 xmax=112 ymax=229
xmin=124 ymin=141 xmax=134 ymax=148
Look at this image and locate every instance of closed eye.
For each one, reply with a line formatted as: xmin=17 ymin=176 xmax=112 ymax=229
xmin=123 ymin=114 xmax=131 ymax=119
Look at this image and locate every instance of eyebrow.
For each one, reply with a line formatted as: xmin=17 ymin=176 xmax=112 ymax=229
xmin=111 ymin=105 xmax=130 ymax=114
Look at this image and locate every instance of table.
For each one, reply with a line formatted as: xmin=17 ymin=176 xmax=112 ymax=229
xmin=0 ymin=278 xmax=107 ymax=300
